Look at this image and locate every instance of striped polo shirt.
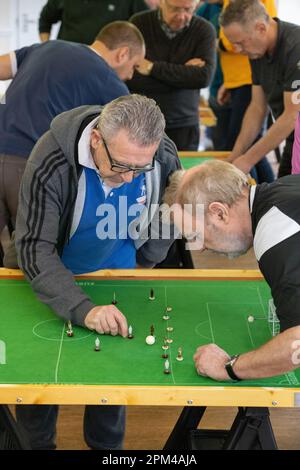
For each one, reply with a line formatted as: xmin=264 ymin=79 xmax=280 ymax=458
xmin=250 ymin=176 xmax=300 ymax=332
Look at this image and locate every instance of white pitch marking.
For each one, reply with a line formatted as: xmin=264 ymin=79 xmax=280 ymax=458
xmin=194 ymin=321 xmax=213 ymax=342
xmin=0 ymin=340 xmax=6 ymax=365
xmin=164 ymin=286 xmax=168 ymax=309
xmin=245 ymin=318 xmax=256 ymax=349
xmin=54 ymin=324 xmax=66 ymax=383
xmin=256 ymin=286 xmax=267 ymax=317
xmin=206 ymin=304 xmax=215 ymax=344
xmin=32 ymin=319 xmax=93 ymax=342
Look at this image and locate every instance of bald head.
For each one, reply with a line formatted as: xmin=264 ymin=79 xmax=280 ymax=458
xmin=164 ymin=160 xmax=249 ymax=212
xmin=163 ymin=160 xmax=253 ymax=258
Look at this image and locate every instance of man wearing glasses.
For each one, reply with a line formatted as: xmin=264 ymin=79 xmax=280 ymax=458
xmin=14 ymin=94 xmax=180 ymax=450
xmin=128 ymin=0 xmax=216 ymax=151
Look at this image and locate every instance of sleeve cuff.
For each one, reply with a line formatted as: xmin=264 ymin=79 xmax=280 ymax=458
xmin=136 ymin=251 xmax=156 ymax=268
xmin=10 ymin=52 xmax=17 ymax=77
xmin=71 ymin=298 xmax=96 ymax=327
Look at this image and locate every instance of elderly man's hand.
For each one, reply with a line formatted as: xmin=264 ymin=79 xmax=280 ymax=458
xmin=84 ymin=305 xmax=128 ymax=337
xmin=193 ymin=344 xmax=231 ymax=381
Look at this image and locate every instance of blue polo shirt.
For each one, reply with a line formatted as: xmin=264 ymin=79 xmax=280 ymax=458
xmin=61 ymin=167 xmax=146 ymax=274
xmin=0 ymin=40 xmax=128 ymax=157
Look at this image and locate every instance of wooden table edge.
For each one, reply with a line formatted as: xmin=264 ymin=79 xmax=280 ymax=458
xmin=178 ymin=151 xmax=230 ymax=158
xmin=0 ymin=384 xmax=298 ymax=408
xmin=0 ymin=268 xmax=264 ymax=281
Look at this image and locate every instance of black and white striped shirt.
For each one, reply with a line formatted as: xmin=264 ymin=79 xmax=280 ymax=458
xmin=250 ymin=175 xmax=300 ymax=332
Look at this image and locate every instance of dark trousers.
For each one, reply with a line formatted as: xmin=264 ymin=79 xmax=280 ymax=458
xmin=165 ymin=124 xmax=200 ymax=151
xmin=212 ymin=85 xmax=274 ymax=183
xmin=208 ymin=94 xmax=232 ymax=151
xmin=16 ymin=404 xmax=126 ymax=450
xmin=224 ymin=86 xmax=252 ymax=151
xmin=0 ymin=154 xmax=27 ymax=266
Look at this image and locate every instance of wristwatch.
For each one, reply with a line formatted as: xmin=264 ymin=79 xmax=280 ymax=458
xmin=225 ymin=354 xmax=241 ymax=381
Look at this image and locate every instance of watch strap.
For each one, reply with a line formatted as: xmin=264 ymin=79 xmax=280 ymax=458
xmin=225 ymin=354 xmax=241 ymax=381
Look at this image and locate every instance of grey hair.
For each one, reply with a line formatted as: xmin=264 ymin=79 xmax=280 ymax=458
xmin=164 ymin=160 xmax=249 ymax=212
xmin=220 ymin=0 xmax=270 ymax=29
xmin=163 ymin=170 xmax=186 ymax=208
xmin=97 ymin=94 xmax=166 ymax=146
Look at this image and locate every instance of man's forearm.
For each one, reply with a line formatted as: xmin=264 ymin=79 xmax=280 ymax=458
xmin=234 ymin=326 xmax=300 ymax=380
xmin=0 ymin=54 xmax=13 ymax=80
xmin=241 ymin=111 xmax=298 ymax=167
xmin=150 ymin=61 xmax=215 ymax=89
xmin=231 ymin=102 xmax=266 ymax=159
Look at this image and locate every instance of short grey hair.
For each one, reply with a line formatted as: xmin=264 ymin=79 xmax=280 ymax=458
xmin=97 ymin=94 xmax=166 ymax=146
xmin=164 ymin=160 xmax=249 ymax=212
xmin=220 ymin=0 xmax=270 ymax=30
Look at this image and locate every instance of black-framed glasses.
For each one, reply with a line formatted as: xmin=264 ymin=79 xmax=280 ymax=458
xmin=102 ymin=137 xmax=155 ymax=175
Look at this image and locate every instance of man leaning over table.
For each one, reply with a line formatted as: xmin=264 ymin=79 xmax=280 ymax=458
xmin=163 ymin=160 xmax=300 ymax=382
xmin=15 ymin=94 xmax=180 ymax=450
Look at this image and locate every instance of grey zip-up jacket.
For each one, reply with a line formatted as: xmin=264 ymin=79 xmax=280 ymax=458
xmin=15 ymin=105 xmax=181 ymax=326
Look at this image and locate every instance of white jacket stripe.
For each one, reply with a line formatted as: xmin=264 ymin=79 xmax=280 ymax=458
xmin=254 ymin=206 xmax=300 ymax=261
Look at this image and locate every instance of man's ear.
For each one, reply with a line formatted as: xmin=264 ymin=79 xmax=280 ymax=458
xmin=208 ymin=202 xmax=229 ymax=224
xmin=115 ymin=46 xmax=130 ymax=65
xmin=255 ymin=21 xmax=267 ymax=36
xmin=90 ymin=128 xmax=101 ymax=150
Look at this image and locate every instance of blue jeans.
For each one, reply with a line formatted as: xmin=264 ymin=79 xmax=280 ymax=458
xmin=16 ymin=404 xmax=126 ymax=450
xmin=208 ymin=95 xmax=232 ymax=151
xmin=250 ymin=157 xmax=275 ymax=183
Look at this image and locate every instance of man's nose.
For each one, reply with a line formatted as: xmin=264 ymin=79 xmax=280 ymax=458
xmin=176 ymin=11 xmax=186 ymax=22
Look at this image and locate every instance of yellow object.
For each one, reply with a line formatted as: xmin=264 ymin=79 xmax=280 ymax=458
xmin=199 ymin=105 xmax=217 ymax=127
xmin=248 ymin=175 xmax=257 ymax=186
xmin=219 ymin=0 xmax=277 ymax=89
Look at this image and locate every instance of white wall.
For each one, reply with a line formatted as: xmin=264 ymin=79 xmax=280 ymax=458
xmin=0 ymin=0 xmax=17 ymax=53
xmin=0 ymin=0 xmax=17 ymax=97
xmin=0 ymin=0 xmax=58 ymax=97
xmin=278 ymin=0 xmax=300 ymax=25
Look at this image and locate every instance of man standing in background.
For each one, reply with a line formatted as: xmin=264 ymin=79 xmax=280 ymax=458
xmin=217 ymin=0 xmax=276 ymax=183
xmin=128 ymin=0 xmax=216 ymax=152
xmin=220 ymin=0 xmax=300 ymax=177
xmin=39 ymin=0 xmax=149 ymax=44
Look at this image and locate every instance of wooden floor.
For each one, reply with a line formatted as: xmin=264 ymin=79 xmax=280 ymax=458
xmin=56 ymin=405 xmax=300 ymax=450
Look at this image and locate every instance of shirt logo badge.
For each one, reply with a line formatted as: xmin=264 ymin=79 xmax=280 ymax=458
xmin=136 ymin=183 xmax=146 ymax=204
